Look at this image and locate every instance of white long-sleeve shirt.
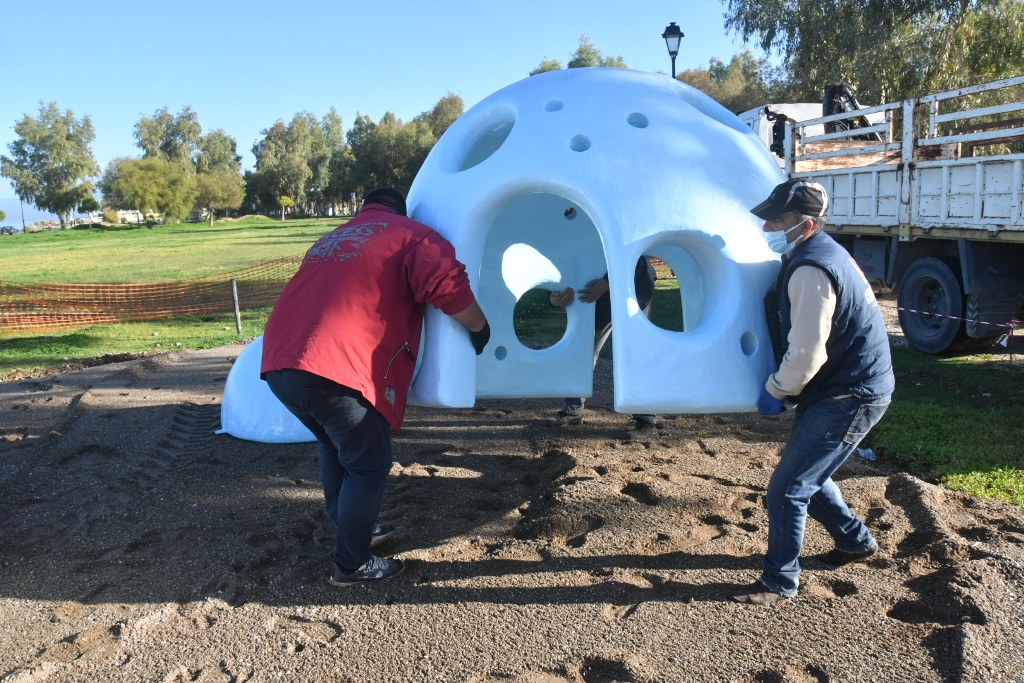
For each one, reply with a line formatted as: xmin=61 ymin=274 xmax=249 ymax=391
xmin=766 ymin=265 xmax=836 ymax=400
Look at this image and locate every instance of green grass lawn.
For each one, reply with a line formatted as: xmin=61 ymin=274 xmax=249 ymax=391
xmin=0 ymin=217 xmax=342 ymax=282
xmin=869 ymin=347 xmax=1024 ymax=505
xmin=0 ymin=308 xmax=274 ymax=378
xmin=2 ymin=226 xmax=1022 ymax=506
xmin=0 ymin=216 xmax=337 ymax=376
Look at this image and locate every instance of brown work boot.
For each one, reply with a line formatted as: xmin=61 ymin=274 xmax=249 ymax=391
xmin=730 ymin=580 xmax=785 ymax=605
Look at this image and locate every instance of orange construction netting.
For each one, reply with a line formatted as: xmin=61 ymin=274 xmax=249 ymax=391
xmin=0 ymin=255 xmax=303 ymax=333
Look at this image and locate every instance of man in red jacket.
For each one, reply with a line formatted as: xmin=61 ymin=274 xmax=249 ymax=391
xmin=261 ymin=187 xmax=490 ymax=586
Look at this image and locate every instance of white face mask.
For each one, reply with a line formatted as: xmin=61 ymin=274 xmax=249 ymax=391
xmin=764 ymin=219 xmax=805 ymax=255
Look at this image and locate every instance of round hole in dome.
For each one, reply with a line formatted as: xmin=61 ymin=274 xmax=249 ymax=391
xmin=740 ymin=330 xmax=758 ymax=357
xmin=513 ymin=288 xmax=567 ymax=350
xmin=641 ymin=245 xmax=706 ymax=332
xmin=494 ymin=345 xmax=508 ymax=360
xmin=569 ymin=135 xmax=591 ymax=152
xmin=564 ymin=207 xmax=576 ymax=219
xmin=627 ymin=113 xmax=649 ymax=128
xmin=545 ymin=100 xmax=564 ymax=112
xmin=456 ymin=106 xmax=516 ymax=172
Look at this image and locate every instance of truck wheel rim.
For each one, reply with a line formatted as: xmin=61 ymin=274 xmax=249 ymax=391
xmin=903 ymin=274 xmax=957 ymax=340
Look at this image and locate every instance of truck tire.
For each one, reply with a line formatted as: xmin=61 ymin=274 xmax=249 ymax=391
xmin=897 ymin=257 xmax=969 ymax=354
xmin=956 ymin=294 xmax=1011 ymax=352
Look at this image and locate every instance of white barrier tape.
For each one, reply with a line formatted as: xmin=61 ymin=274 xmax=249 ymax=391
xmin=883 ymin=303 xmax=1021 ymax=332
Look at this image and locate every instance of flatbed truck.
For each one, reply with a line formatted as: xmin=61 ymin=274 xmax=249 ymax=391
xmin=749 ymin=75 xmax=1024 ymax=353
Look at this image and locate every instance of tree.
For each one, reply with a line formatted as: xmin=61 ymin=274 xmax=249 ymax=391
xmin=530 ymin=58 xmax=563 ymax=76
xmin=195 ymin=169 xmax=245 ymax=225
xmin=241 ymin=169 xmax=262 ymax=215
xmin=677 ymin=51 xmax=774 ymax=113
xmin=314 ymin=108 xmax=350 ymax=214
xmin=249 ymin=117 xmax=313 ymax=214
xmin=278 ymin=195 xmax=294 ymax=220
xmin=391 ymin=120 xmax=436 ymax=194
xmin=246 ymin=109 xmax=352 ymax=217
xmin=339 ymin=92 xmax=467 ymax=198
xmin=343 ymin=113 xmax=378 ymax=197
xmin=346 ymin=112 xmax=435 ymax=196
xmin=196 ymin=129 xmax=242 ymax=174
xmin=245 ymin=95 xmax=458 ymax=217
xmin=413 ymin=92 xmax=464 ymax=139
xmin=134 ymin=106 xmax=203 ymax=175
xmin=0 ymin=102 xmax=99 ymax=229
xmin=0 ymin=209 xmax=5 ymax=222
xmin=346 ymin=113 xmax=396 ymax=194
xmin=305 ymin=109 xmax=346 ymax=215
xmin=100 ymin=157 xmax=196 ymax=224
xmin=77 ymin=195 xmax=100 ymax=232
xmin=77 ymin=196 xmax=100 ymax=215
xmin=324 ymin=146 xmax=355 ymax=214
xmin=723 ymin=0 xmax=1024 ymax=103
xmin=530 ymin=35 xmax=628 ymax=75
xmin=567 ymin=34 xmax=627 ymax=69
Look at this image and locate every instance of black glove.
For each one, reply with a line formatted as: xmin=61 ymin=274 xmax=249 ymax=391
xmin=469 ymin=322 xmax=490 ymax=355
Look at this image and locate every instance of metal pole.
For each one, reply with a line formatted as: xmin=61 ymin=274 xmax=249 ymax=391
xmin=671 ymin=56 xmax=676 ymax=79
xmin=230 ymin=278 xmax=243 ymax=335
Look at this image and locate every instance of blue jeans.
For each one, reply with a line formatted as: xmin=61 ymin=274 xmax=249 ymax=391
xmin=264 ymin=369 xmax=393 ymax=571
xmin=760 ymin=395 xmax=890 ymax=597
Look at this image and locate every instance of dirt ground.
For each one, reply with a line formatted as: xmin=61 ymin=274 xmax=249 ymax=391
xmin=2 ymin=298 xmax=1023 ymax=683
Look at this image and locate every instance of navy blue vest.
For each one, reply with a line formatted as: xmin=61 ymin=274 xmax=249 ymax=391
xmin=766 ymin=231 xmax=894 ymax=404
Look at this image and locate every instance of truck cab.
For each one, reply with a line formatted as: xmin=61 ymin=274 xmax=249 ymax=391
xmin=738 ymin=103 xmax=825 ymax=166
xmin=739 ymin=100 xmax=887 ymax=167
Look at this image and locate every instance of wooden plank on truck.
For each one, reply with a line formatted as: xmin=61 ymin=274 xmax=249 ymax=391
xmin=797 ymin=141 xmax=899 ymax=171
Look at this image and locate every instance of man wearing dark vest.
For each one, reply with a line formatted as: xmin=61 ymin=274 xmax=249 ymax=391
xmin=731 ymin=179 xmax=895 ymax=605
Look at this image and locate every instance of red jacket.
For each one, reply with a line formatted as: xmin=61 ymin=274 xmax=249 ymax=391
xmin=260 ymin=205 xmax=476 ymax=431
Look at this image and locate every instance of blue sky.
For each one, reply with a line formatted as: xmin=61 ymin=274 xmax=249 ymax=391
xmin=0 ymin=0 xmax=754 ymax=224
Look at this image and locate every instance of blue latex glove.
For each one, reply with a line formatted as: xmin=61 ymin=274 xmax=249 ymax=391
xmin=757 ymin=386 xmax=785 ymax=416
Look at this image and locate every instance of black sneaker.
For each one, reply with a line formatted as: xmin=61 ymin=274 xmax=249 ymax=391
xmin=624 ymin=421 xmax=659 ymax=442
xmin=329 ymin=554 xmax=405 ymax=587
xmin=370 ymin=523 xmax=395 ymax=548
xmin=545 ymin=411 xmax=583 ymax=427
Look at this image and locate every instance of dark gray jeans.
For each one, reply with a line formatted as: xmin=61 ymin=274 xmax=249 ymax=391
xmin=264 ymin=368 xmax=392 ymax=571
xmin=560 ymin=297 xmax=656 ymax=427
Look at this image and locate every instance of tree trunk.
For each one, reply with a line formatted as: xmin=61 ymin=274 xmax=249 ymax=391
xmin=208 ymin=209 xmax=214 ymax=227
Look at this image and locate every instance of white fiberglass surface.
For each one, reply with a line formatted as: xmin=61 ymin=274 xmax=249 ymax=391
xmin=221 ymin=67 xmax=786 ymax=443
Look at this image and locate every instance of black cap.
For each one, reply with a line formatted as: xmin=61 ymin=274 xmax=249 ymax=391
xmin=750 ymin=179 xmax=828 ymax=220
xmin=362 ymin=187 xmax=407 ymax=217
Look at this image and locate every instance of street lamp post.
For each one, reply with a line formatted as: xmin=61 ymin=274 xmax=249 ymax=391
xmin=662 ymin=22 xmax=684 ymax=79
